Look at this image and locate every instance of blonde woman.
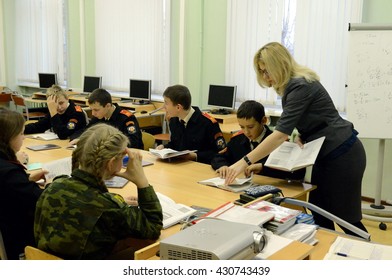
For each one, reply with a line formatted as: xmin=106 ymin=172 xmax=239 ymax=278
xmin=225 ymin=42 xmax=367 ymax=237
xmin=34 ymin=123 xmax=163 ymax=259
xmin=24 ymin=85 xmax=87 ymax=139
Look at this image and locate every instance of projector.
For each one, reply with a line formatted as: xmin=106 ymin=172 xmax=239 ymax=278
xmin=160 ymin=219 xmax=266 ymax=260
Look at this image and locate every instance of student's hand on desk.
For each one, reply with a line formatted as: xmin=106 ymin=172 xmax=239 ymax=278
xmin=225 ymin=160 xmax=247 ymax=186
xmin=216 ymin=166 xmax=229 ymax=178
xmin=245 ymin=163 xmax=262 ymax=177
xmin=116 ymin=148 xmax=149 ymax=189
xmin=29 ymin=169 xmax=48 ymax=183
xmin=16 ymin=151 xmax=29 ymax=165
xmin=155 ymin=144 xmax=164 ymax=150
xmin=68 ymin=138 xmax=79 ymax=146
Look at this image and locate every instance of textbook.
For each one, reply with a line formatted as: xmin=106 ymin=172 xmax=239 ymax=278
xmin=42 ymin=157 xmax=72 ymax=182
xmin=265 ymin=136 xmax=326 ymax=171
xmin=26 ymin=143 xmax=61 ymax=151
xmin=156 ymin=192 xmax=197 ymax=229
xmin=200 ymin=201 xmax=274 ymax=227
xmin=197 ymin=176 xmax=253 ymax=193
xmin=27 ymin=131 xmax=59 ymax=141
xmin=245 ymin=200 xmax=301 ymax=234
xmin=149 ymin=148 xmax=197 ymax=159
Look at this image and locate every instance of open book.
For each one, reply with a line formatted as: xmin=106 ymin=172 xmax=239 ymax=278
xmin=156 ymin=192 xmax=197 ymax=229
xmin=265 ymin=136 xmax=326 ymax=171
xmin=26 ymin=143 xmax=61 ymax=151
xmin=42 ymin=157 xmax=72 ymax=182
xmin=198 ymin=175 xmax=253 ymax=193
xmin=149 ymin=148 xmax=197 ymax=159
xmin=27 ymin=131 xmax=59 ymax=140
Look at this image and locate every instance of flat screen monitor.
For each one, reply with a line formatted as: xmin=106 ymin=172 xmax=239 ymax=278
xmin=38 ymin=73 xmax=58 ymax=89
xmin=207 ymin=84 xmax=237 ymax=114
xmin=129 ymin=79 xmax=151 ymax=104
xmin=83 ymin=76 xmax=102 ymax=93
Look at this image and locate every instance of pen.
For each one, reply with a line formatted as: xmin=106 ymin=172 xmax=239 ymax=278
xmin=336 ymin=252 xmax=348 ymax=257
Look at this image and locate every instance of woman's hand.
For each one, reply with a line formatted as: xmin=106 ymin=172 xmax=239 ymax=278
xmin=116 ymin=149 xmax=149 ymax=188
xmin=224 ymin=159 xmax=248 ymax=185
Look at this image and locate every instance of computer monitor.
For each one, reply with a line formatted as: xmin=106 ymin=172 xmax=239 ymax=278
xmin=83 ymin=76 xmax=102 ymax=93
xmin=129 ymin=79 xmax=151 ymax=105
xmin=207 ymin=84 xmax=237 ymax=114
xmin=38 ymin=73 xmax=58 ymax=89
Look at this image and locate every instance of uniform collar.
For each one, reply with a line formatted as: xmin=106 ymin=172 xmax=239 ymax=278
xmin=181 ymin=107 xmax=195 ymax=127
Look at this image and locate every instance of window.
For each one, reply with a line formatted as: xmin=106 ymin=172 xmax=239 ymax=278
xmin=15 ymin=0 xmax=68 ymax=87
xmin=94 ymin=0 xmax=170 ymax=97
xmin=226 ymin=0 xmax=363 ymax=112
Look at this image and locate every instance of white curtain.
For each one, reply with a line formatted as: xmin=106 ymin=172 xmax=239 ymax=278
xmin=226 ymin=0 xmax=363 ymax=112
xmin=294 ymin=0 xmax=363 ymax=112
xmin=94 ymin=0 xmax=170 ymax=96
xmin=0 ymin=0 xmax=5 ymax=86
xmin=15 ymin=0 xmax=66 ymax=86
xmin=226 ymin=0 xmax=285 ymax=105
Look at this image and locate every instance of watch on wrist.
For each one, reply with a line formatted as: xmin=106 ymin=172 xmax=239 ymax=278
xmin=243 ymin=155 xmax=252 ymax=166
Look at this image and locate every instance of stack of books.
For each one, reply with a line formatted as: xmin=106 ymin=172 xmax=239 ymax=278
xmin=245 ymin=200 xmax=301 ymax=235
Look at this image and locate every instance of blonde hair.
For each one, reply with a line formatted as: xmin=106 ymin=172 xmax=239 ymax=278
xmin=46 ymin=85 xmax=68 ymax=99
xmin=72 ymin=124 xmax=129 ymax=180
xmin=253 ymin=42 xmax=319 ymax=95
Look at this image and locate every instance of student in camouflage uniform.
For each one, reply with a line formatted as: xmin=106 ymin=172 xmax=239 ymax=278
xmin=24 ymin=85 xmax=87 ymax=139
xmin=0 ymin=109 xmax=46 ymax=260
xmin=70 ymin=88 xmax=144 ymax=149
xmin=34 ymin=124 xmax=163 ymax=259
xmin=156 ymin=84 xmax=227 ymax=164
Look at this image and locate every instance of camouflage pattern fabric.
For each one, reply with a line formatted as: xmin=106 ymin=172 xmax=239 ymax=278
xmin=34 ymin=169 xmax=163 ymax=259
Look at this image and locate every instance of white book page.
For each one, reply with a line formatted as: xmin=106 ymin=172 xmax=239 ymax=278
xmin=265 ymin=136 xmax=325 ymax=171
xmin=198 ymin=175 xmax=252 ymax=187
xmin=42 ymin=157 xmax=72 ymax=182
xmin=28 ymin=131 xmax=59 ymax=140
xmin=149 ymin=148 xmax=197 ymax=159
xmin=156 ymin=192 xmax=197 ymax=229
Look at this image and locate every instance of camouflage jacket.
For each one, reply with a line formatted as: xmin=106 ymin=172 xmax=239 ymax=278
xmin=34 ymin=169 xmax=163 ymax=259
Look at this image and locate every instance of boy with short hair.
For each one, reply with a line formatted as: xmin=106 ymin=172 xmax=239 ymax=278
xmin=71 ymin=88 xmax=143 ymax=149
xmin=211 ymin=100 xmax=305 ymax=180
xmin=156 ymin=84 xmax=227 ymax=164
xmin=24 ymin=85 xmax=87 ymax=139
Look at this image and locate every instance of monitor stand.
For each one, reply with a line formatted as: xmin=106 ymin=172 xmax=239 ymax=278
xmin=132 ymin=100 xmax=151 ymax=105
xmin=211 ymin=108 xmax=232 ymax=115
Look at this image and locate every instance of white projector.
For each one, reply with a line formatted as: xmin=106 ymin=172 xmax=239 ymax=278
xmin=160 ymin=219 xmax=266 ymax=260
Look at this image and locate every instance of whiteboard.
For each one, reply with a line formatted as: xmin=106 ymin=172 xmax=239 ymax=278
xmin=347 ymin=24 xmax=392 ymax=139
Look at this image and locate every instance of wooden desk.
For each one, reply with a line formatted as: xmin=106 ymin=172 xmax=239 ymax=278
xmin=22 ymin=138 xmax=316 ymax=259
xmin=219 ymin=122 xmax=241 ymax=142
xmin=209 ymin=112 xmax=237 ymax=124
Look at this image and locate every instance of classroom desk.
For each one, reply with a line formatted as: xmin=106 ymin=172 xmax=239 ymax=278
xmin=22 ymin=138 xmax=318 ymax=259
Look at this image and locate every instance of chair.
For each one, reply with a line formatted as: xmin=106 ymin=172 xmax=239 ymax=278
xmin=24 ymin=246 xmax=63 ymax=260
xmin=142 ymin=131 xmax=156 ymax=151
xmin=0 ymin=230 xmax=7 ymax=260
xmin=0 ymin=93 xmax=12 ymax=108
xmin=11 ymin=94 xmax=47 ymax=121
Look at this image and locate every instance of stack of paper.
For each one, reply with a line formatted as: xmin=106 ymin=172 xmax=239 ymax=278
xmin=280 ymin=223 xmax=319 ymax=245
xmin=200 ymin=202 xmax=274 ymax=227
xmin=27 ymin=131 xmax=59 ymax=140
xmin=245 ymin=200 xmax=301 ymax=234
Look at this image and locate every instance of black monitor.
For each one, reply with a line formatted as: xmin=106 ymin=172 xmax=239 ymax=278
xmin=207 ymin=84 xmax=237 ymax=114
xmin=38 ymin=73 xmax=58 ymax=89
xmin=83 ymin=76 xmax=102 ymax=93
xmin=129 ymin=79 xmax=151 ymax=104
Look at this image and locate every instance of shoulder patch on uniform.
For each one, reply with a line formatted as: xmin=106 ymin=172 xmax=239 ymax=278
xmin=75 ymin=105 xmax=83 ymax=112
xmin=202 ymin=112 xmax=217 ymax=123
xmin=120 ymin=109 xmax=132 ymax=117
xmin=232 ymin=130 xmax=244 ymax=138
xmin=214 ymin=132 xmax=227 ymax=151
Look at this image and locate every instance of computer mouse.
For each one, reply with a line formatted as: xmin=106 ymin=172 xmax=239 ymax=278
xmin=140 ymin=110 xmax=148 ymax=114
